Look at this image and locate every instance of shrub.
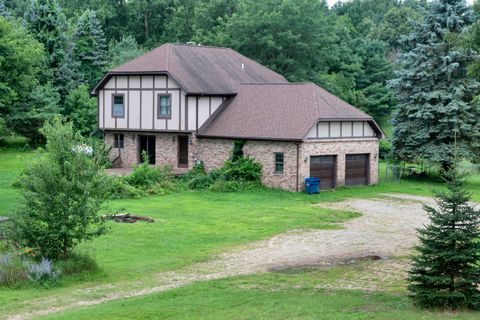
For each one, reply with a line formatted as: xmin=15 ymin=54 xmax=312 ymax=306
xmin=125 ymin=153 xmax=174 ymax=189
xmin=188 ymin=174 xmax=215 ymax=190
xmin=379 ymin=139 xmax=392 ymax=160
xmin=107 ymin=175 xmax=145 ymax=199
xmin=14 ymin=117 xmax=109 ymax=260
xmin=0 ymin=253 xmax=27 ymax=287
xmin=56 ymin=254 xmax=98 ymax=275
xmin=222 ymin=156 xmax=262 ymax=182
xmin=25 ymin=258 xmax=58 ymax=285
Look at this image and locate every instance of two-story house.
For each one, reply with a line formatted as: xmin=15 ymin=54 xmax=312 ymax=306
xmin=92 ymin=43 xmax=383 ymax=191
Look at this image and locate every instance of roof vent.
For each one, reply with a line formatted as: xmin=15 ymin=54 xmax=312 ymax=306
xmin=186 ymin=41 xmax=196 ymax=45
xmin=241 ymin=63 xmax=245 ymax=72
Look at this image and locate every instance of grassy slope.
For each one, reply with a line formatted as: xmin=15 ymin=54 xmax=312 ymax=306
xmin=1 ymin=151 xmax=479 ymax=318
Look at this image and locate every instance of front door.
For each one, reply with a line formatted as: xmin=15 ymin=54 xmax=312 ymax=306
xmin=139 ymin=135 xmax=156 ymax=164
xmin=178 ymin=135 xmax=189 ymax=168
xmin=310 ymin=155 xmax=336 ymax=190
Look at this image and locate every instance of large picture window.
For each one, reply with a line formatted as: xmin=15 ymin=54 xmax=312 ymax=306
xmin=157 ymin=94 xmax=171 ymax=119
xmin=112 ymin=94 xmax=125 ymax=118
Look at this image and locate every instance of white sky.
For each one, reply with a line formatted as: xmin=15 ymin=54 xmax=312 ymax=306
xmin=326 ymin=0 xmax=474 ymax=7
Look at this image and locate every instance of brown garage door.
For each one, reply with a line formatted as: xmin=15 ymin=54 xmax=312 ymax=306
xmin=345 ymin=154 xmax=369 ymax=186
xmin=310 ymin=156 xmax=336 ymax=190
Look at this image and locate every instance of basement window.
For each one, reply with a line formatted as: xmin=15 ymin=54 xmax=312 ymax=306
xmin=274 ymin=152 xmax=284 ymax=174
xmin=114 ymin=134 xmax=124 ymax=149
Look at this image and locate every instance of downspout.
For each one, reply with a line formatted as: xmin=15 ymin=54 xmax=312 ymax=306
xmin=295 ymin=142 xmax=300 ymax=192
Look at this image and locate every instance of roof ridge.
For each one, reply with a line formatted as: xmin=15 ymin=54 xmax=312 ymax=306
xmin=170 ymin=43 xmax=231 ymax=50
xmin=237 ymin=82 xmax=310 ymax=85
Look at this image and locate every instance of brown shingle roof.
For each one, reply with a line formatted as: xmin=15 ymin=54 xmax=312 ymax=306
xmin=93 ymin=43 xmax=287 ymax=95
xmin=198 ymin=83 xmax=381 ymax=141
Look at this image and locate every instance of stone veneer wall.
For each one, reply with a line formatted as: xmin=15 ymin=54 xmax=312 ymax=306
xmin=298 ymin=138 xmax=379 ymax=189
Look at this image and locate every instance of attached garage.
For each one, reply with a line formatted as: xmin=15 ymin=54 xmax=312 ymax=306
xmin=310 ymin=155 xmax=336 ymax=190
xmin=345 ymin=154 xmax=369 ymax=186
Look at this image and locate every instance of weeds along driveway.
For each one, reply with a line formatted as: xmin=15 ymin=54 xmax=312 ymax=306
xmin=7 ymin=193 xmax=432 ymax=320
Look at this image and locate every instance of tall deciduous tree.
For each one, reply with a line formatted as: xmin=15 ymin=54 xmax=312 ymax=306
xmin=0 ymin=16 xmax=58 ymax=144
xmin=73 ymin=9 xmax=108 ymax=88
xmin=64 ymin=85 xmax=97 ymax=135
xmin=408 ymin=166 xmax=480 ymax=309
xmin=389 ymin=0 xmax=480 ymax=169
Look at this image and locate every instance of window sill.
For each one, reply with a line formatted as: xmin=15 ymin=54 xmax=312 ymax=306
xmin=157 ymin=115 xmax=172 ymax=120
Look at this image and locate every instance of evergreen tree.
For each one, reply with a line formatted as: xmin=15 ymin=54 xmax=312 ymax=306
xmin=408 ymin=166 xmax=480 ymax=310
xmin=389 ymin=0 xmax=480 ymax=169
xmin=23 ymin=0 xmax=77 ymax=103
xmin=73 ymin=9 xmax=107 ymax=88
xmin=352 ymin=38 xmax=394 ymax=120
xmin=23 ymin=0 xmax=68 ymax=76
xmin=108 ymin=35 xmax=145 ymax=69
xmin=0 ymin=0 xmax=11 ymax=18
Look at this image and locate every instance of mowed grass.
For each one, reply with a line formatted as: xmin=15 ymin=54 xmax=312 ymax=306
xmin=42 ymin=268 xmax=479 ymax=320
xmin=0 ymin=151 xmax=33 ymax=217
xmin=1 ymin=151 xmax=480 ymax=319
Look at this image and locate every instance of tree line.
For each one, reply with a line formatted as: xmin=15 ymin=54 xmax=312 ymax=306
xmin=0 ymin=0 xmax=479 ymax=168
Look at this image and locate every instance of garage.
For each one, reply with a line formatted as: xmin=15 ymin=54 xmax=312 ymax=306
xmin=345 ymin=154 xmax=369 ymax=186
xmin=310 ymin=156 xmax=336 ymax=190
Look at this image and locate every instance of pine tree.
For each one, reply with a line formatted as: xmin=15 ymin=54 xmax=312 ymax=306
xmin=73 ymin=9 xmax=107 ymax=89
xmin=0 ymin=0 xmax=11 ymax=18
xmin=23 ymin=0 xmax=77 ymax=102
xmin=389 ymin=0 xmax=480 ymax=170
xmin=353 ymin=38 xmax=394 ymax=121
xmin=24 ymin=0 xmax=68 ymax=74
xmin=408 ymin=166 xmax=480 ymax=309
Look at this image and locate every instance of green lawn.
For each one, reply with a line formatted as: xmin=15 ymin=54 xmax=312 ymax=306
xmin=1 ymin=151 xmax=479 ymax=319
xmin=42 ymin=266 xmax=479 ymax=320
xmin=0 ymin=151 xmax=33 ymax=217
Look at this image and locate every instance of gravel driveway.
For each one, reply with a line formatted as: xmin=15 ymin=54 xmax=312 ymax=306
xmin=7 ymin=193 xmax=434 ymax=320
xmin=204 ymin=193 xmax=432 ymax=274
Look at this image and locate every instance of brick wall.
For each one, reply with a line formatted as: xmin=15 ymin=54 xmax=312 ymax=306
xmin=105 ymin=131 xmax=379 ymax=192
xmin=243 ymin=140 xmax=299 ymax=191
xmin=104 ymin=131 xmax=138 ymax=167
xmin=299 ymin=138 xmax=379 ymax=189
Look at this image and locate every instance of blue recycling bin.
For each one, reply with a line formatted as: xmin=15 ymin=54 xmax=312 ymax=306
xmin=305 ymin=177 xmax=320 ymax=194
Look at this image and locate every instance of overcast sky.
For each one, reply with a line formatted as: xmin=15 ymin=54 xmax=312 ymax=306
xmin=326 ymin=0 xmax=474 ymax=7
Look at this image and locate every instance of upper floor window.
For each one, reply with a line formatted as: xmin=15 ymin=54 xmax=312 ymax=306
xmin=112 ymin=94 xmax=125 ymax=118
xmin=114 ymin=134 xmax=124 ymax=149
xmin=158 ymin=94 xmax=171 ymax=119
xmin=274 ymin=152 xmax=284 ymax=174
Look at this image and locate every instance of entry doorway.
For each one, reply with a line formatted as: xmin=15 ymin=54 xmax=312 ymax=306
xmin=178 ymin=135 xmax=189 ymax=168
xmin=138 ymin=135 xmax=156 ymax=164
